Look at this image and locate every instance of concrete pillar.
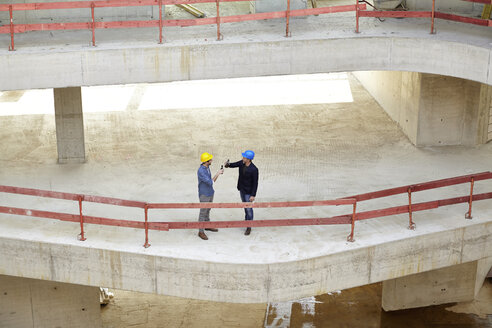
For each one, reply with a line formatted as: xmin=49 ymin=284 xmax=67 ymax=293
xmin=54 ymin=87 xmax=86 ymax=163
xmin=381 ymin=258 xmax=492 ymax=311
xmin=0 ymin=275 xmax=102 ymax=328
xmin=353 ymin=71 xmax=492 ymax=146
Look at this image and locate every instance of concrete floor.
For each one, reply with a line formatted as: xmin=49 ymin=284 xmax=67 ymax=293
xmin=0 ymin=72 xmax=491 ymax=266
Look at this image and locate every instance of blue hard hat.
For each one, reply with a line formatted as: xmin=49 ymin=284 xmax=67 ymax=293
xmin=242 ymin=150 xmax=255 ymax=160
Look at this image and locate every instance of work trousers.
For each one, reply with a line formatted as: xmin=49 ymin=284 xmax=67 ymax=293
xmin=240 ymin=191 xmax=254 ymax=221
xmin=198 ymin=194 xmax=214 ymax=233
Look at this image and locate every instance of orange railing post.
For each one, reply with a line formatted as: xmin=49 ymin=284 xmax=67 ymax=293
xmin=216 ymin=0 xmax=222 ymax=40
xmin=286 ymin=0 xmax=291 ymax=37
xmin=431 ymin=0 xmax=436 ymax=33
xmin=159 ymin=0 xmax=163 ymax=44
xmin=144 ymin=204 xmax=151 ymax=248
xmin=465 ymin=177 xmax=474 ymax=219
xmin=347 ymin=202 xmax=357 ymax=242
xmin=9 ymin=5 xmax=14 ymax=51
xmin=91 ymin=2 xmax=96 ymax=46
xmin=407 ymin=187 xmax=416 ymax=230
xmin=355 ymin=0 xmax=359 ymax=33
xmin=78 ymin=195 xmax=87 ymax=241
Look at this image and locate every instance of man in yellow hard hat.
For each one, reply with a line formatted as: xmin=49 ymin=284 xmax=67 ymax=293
xmin=197 ymin=152 xmax=224 ymax=240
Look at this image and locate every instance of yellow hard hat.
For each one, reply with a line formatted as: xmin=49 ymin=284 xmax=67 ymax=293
xmin=200 ymin=152 xmax=213 ymax=163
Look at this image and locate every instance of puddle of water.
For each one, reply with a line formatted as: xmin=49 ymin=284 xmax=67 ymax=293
xmin=265 ymin=282 xmax=492 ymax=328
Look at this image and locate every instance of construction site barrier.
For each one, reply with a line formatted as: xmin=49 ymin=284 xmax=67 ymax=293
xmin=0 ymin=171 xmax=491 ymax=247
xmin=356 ymin=0 xmax=492 ymax=33
xmin=0 ymin=0 xmax=490 ymax=51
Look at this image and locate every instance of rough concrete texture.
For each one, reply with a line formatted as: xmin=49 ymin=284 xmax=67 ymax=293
xmin=405 ymin=0 xmax=485 ymax=15
xmin=0 ymin=7 xmax=491 ymax=91
xmin=382 ymin=261 xmax=479 ymax=311
xmin=0 ymin=74 xmax=492 ymax=303
xmin=250 ymin=0 xmax=307 ymax=14
xmin=475 ymin=257 xmax=492 ymax=297
xmin=54 ymin=87 xmax=86 ymax=163
xmin=353 ymin=70 xmax=421 ymax=144
xmin=0 ymin=275 xmax=102 ymax=328
xmin=354 ymin=71 xmax=492 ymax=146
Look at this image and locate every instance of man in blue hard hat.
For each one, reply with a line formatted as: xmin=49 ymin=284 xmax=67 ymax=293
xmin=224 ymin=150 xmax=259 ymax=236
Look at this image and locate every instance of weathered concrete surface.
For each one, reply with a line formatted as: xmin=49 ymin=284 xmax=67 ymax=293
xmin=54 ymin=87 xmax=86 ymax=163
xmin=0 ymin=275 xmax=102 ymax=328
xmin=0 ymin=11 xmax=491 ymax=91
xmin=406 ymin=0 xmax=485 ymax=15
xmin=1 ymin=74 xmax=492 ymax=303
xmin=0 ymin=219 xmax=490 ymax=303
xmin=476 ymin=257 xmax=492 ymax=297
xmin=250 ymin=0 xmax=307 ymax=14
xmin=382 ymin=261 xmax=481 ymax=311
xmin=354 ymin=71 xmax=492 ymax=146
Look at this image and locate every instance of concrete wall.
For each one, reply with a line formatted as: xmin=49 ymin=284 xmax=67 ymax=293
xmin=353 ymin=71 xmax=492 ymax=146
xmin=1 ymin=34 xmax=491 ymax=92
xmin=382 ymin=261 xmax=478 ymax=311
xmin=417 ymin=74 xmax=490 ymax=146
xmin=0 ymin=275 xmax=102 ymax=328
xmin=405 ymin=0 xmax=484 ymax=16
xmin=352 ymin=71 xmax=421 ymax=144
xmin=0 ymin=219 xmax=490 ymax=304
xmin=250 ymin=0 xmax=307 ymax=14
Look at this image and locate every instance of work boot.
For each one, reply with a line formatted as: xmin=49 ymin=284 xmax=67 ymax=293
xmin=244 ymin=227 xmax=251 ymax=236
xmin=205 ymin=228 xmax=219 ymax=232
xmin=198 ymin=231 xmax=208 ymax=240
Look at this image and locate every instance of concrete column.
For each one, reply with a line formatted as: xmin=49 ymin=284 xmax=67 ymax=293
xmin=0 ymin=275 xmax=102 ymax=328
xmin=381 ymin=258 xmax=492 ymax=311
xmin=54 ymin=87 xmax=86 ymax=163
xmin=353 ymin=71 xmax=492 ymax=146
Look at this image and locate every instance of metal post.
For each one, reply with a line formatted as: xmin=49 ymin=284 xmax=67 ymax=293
xmin=216 ymin=0 xmax=222 ymax=40
xmin=286 ymin=0 xmax=291 ymax=37
xmin=347 ymin=202 xmax=357 ymax=242
xmin=430 ymin=0 xmax=435 ymax=34
xmin=355 ymin=0 xmax=359 ymax=33
xmin=465 ymin=178 xmax=474 ymax=219
xmin=78 ymin=196 xmax=87 ymax=241
xmin=159 ymin=0 xmax=163 ymax=44
xmin=407 ymin=187 xmax=416 ymax=230
xmin=144 ymin=205 xmax=151 ymax=248
xmin=9 ymin=5 xmax=14 ymax=51
xmin=91 ymin=2 xmax=96 ymax=46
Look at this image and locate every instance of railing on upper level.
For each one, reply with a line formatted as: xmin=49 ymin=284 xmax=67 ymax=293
xmin=0 ymin=171 xmax=491 ymax=248
xmin=356 ymin=0 xmax=492 ymax=33
xmin=0 ymin=0 xmax=491 ymax=51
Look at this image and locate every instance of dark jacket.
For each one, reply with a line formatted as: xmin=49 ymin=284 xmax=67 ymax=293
xmin=227 ymin=160 xmax=259 ymax=196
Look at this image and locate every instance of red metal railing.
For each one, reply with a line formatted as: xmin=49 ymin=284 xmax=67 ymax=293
xmin=357 ymin=0 xmax=492 ymax=33
xmin=0 ymin=172 xmax=491 ymax=247
xmin=1 ymin=0 xmax=491 ymax=51
xmin=0 ymin=0 xmax=366 ymax=50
